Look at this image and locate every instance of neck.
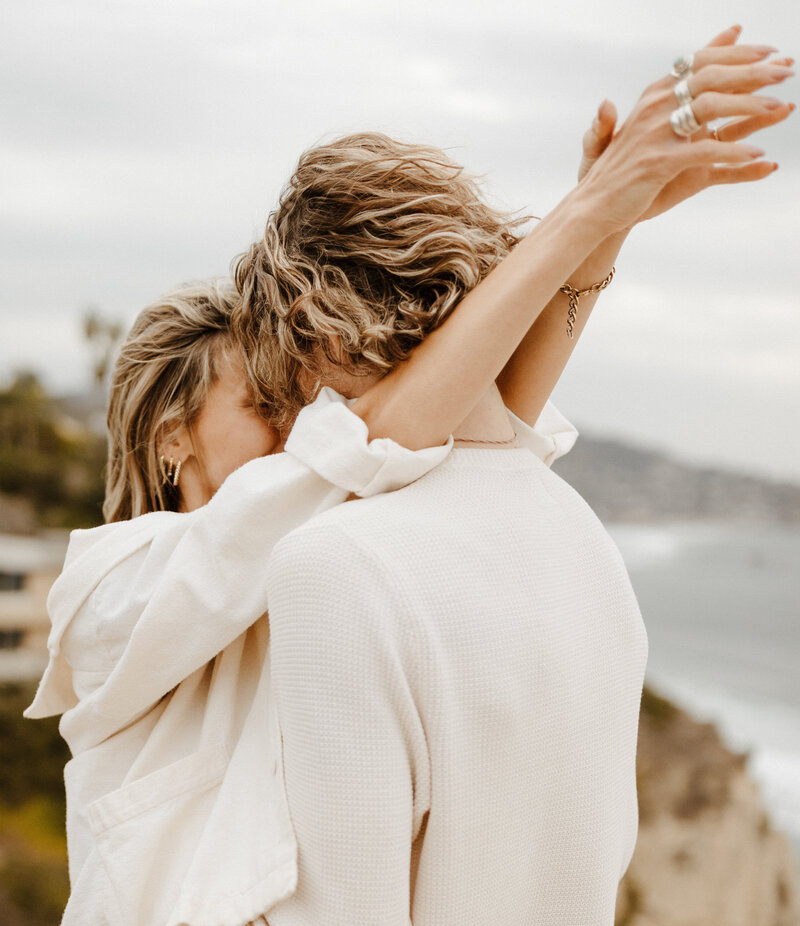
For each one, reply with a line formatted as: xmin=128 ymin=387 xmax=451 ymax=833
xmin=452 ymin=384 xmax=517 ymax=446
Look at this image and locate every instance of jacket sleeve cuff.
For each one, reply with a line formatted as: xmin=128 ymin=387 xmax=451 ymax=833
xmin=285 ymin=387 xmax=453 ymax=498
xmin=507 ymin=400 xmax=579 ymax=467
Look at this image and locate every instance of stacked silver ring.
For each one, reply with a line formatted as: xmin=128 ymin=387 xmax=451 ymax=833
xmin=670 ymin=104 xmax=702 ymax=136
xmin=670 ymin=54 xmax=694 ymax=79
xmin=669 ymin=53 xmax=701 ymax=137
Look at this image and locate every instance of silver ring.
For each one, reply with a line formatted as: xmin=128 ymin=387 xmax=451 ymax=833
xmin=710 ymin=126 xmax=720 ymax=142
xmin=670 ymin=103 xmax=702 ymax=137
xmin=673 ymin=78 xmax=693 ymax=107
xmin=670 ymin=53 xmax=694 ymax=79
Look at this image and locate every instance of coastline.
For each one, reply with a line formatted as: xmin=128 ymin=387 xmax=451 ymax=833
xmin=607 ymin=520 xmax=800 ymax=884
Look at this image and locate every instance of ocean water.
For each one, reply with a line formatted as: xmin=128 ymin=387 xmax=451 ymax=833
xmin=606 ymin=521 xmax=800 ymax=876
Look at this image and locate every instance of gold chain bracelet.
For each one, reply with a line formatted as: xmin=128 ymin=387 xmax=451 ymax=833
xmin=560 ymin=265 xmax=616 ymax=339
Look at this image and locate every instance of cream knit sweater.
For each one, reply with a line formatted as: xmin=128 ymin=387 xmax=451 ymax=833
xmin=264 ymin=447 xmax=649 ymax=926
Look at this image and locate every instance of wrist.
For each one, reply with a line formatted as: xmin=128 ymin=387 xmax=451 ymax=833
xmin=561 ymin=181 xmax=623 ymax=241
xmin=529 ymin=185 xmax=610 ymax=267
xmin=561 ymin=227 xmax=627 ymax=293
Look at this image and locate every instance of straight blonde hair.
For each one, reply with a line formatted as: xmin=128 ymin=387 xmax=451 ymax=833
xmin=103 ymin=281 xmax=238 ymax=522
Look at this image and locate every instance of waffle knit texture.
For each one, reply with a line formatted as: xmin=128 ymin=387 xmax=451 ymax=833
xmin=264 ymin=447 xmax=649 ymax=926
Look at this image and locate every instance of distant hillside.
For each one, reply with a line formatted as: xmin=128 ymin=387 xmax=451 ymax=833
xmin=551 ymin=430 xmax=800 ymax=524
xmin=6 ymin=381 xmax=799 ymax=532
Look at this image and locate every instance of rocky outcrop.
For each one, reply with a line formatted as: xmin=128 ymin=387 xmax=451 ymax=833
xmin=616 ymin=687 xmax=800 ymax=926
xmin=551 ymin=436 xmax=800 ymax=524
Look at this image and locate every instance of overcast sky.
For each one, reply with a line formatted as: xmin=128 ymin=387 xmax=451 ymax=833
xmin=2 ymin=0 xmax=798 ymax=481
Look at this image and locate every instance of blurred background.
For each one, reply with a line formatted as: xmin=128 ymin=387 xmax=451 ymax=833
xmin=1 ymin=1 xmax=798 ymax=922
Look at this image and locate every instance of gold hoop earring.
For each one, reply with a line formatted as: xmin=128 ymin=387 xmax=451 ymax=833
xmin=160 ymin=455 xmax=182 ymax=488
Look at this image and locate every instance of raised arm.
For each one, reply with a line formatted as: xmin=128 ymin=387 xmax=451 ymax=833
xmin=353 ymin=26 xmax=793 ymax=450
xmin=499 ymin=28 xmax=794 ymax=425
xmin=498 ymin=100 xmax=628 ymax=425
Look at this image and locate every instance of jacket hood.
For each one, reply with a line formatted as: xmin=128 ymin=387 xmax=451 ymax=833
xmin=23 ymin=511 xmax=189 ymax=733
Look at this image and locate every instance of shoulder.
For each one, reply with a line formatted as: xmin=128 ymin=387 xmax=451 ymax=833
xmin=266 ymin=498 xmax=423 ymax=648
xmin=266 ymin=506 xmax=427 ymax=691
xmin=268 ymin=486 xmax=429 ymax=582
xmin=268 ymin=500 xmax=393 ymax=595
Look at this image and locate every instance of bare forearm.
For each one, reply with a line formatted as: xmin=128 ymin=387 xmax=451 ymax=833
xmin=352 ymin=187 xmax=614 ymax=450
xmin=496 ymin=229 xmax=629 ymax=424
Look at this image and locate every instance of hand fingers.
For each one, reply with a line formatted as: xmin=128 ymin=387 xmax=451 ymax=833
xmin=693 ymin=45 xmax=778 ymax=71
xmin=689 ymin=59 xmax=794 ymax=96
xmin=598 ymin=98 xmax=618 ymax=130
xmin=676 ymin=139 xmax=766 ymax=166
xmin=651 ymin=42 xmax=781 ymax=92
xmin=705 ymin=24 xmax=742 ymax=49
xmin=711 ymin=102 xmax=795 ymax=142
xmin=582 ymin=100 xmax=616 ymax=157
xmin=708 ymin=161 xmax=778 ymax=184
xmin=692 ymin=90 xmax=790 ymax=124
xmin=578 ymin=100 xmax=617 ymax=179
xmin=692 ymin=43 xmax=780 ymax=70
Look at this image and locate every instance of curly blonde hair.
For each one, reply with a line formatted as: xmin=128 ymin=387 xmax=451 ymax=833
xmin=103 ymin=280 xmax=238 ymax=522
xmin=233 ymin=132 xmax=527 ymax=430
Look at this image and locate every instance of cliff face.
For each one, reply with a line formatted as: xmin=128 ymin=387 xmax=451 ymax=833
xmin=617 ymin=687 xmax=800 ymax=926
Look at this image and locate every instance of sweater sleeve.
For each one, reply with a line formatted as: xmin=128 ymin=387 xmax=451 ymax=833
xmin=264 ymin=521 xmax=430 ymax=926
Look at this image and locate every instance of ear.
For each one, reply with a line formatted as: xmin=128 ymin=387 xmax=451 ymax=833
xmin=156 ymin=421 xmax=194 ymax=464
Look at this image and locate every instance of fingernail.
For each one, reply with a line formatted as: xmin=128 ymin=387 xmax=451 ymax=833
xmin=755 ymin=45 xmax=779 ymax=55
xmin=771 ymin=163 xmax=779 ymax=172
xmin=770 ymin=67 xmax=795 ymax=81
xmin=730 ymin=24 xmax=742 ymax=33
xmin=763 ymin=98 xmax=786 ymax=110
xmin=789 ymin=103 xmax=797 ymax=111
xmin=746 ymin=146 xmax=766 ymax=157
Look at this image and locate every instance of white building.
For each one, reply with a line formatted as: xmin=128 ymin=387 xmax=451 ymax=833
xmin=0 ymin=531 xmax=68 ymax=682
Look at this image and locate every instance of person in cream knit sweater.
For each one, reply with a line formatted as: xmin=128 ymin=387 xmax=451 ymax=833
xmin=265 ymin=419 xmax=648 ymax=926
xmin=235 ymin=27 xmax=793 ymax=925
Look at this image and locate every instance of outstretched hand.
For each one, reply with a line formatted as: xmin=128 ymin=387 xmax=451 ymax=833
xmin=577 ymin=25 xmax=794 ymax=227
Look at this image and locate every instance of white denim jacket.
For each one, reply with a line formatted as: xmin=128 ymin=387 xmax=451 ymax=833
xmin=25 ymin=388 xmax=577 ymax=926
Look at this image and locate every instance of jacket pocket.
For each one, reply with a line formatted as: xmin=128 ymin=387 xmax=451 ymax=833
xmin=87 ymin=743 xmax=229 ymax=926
